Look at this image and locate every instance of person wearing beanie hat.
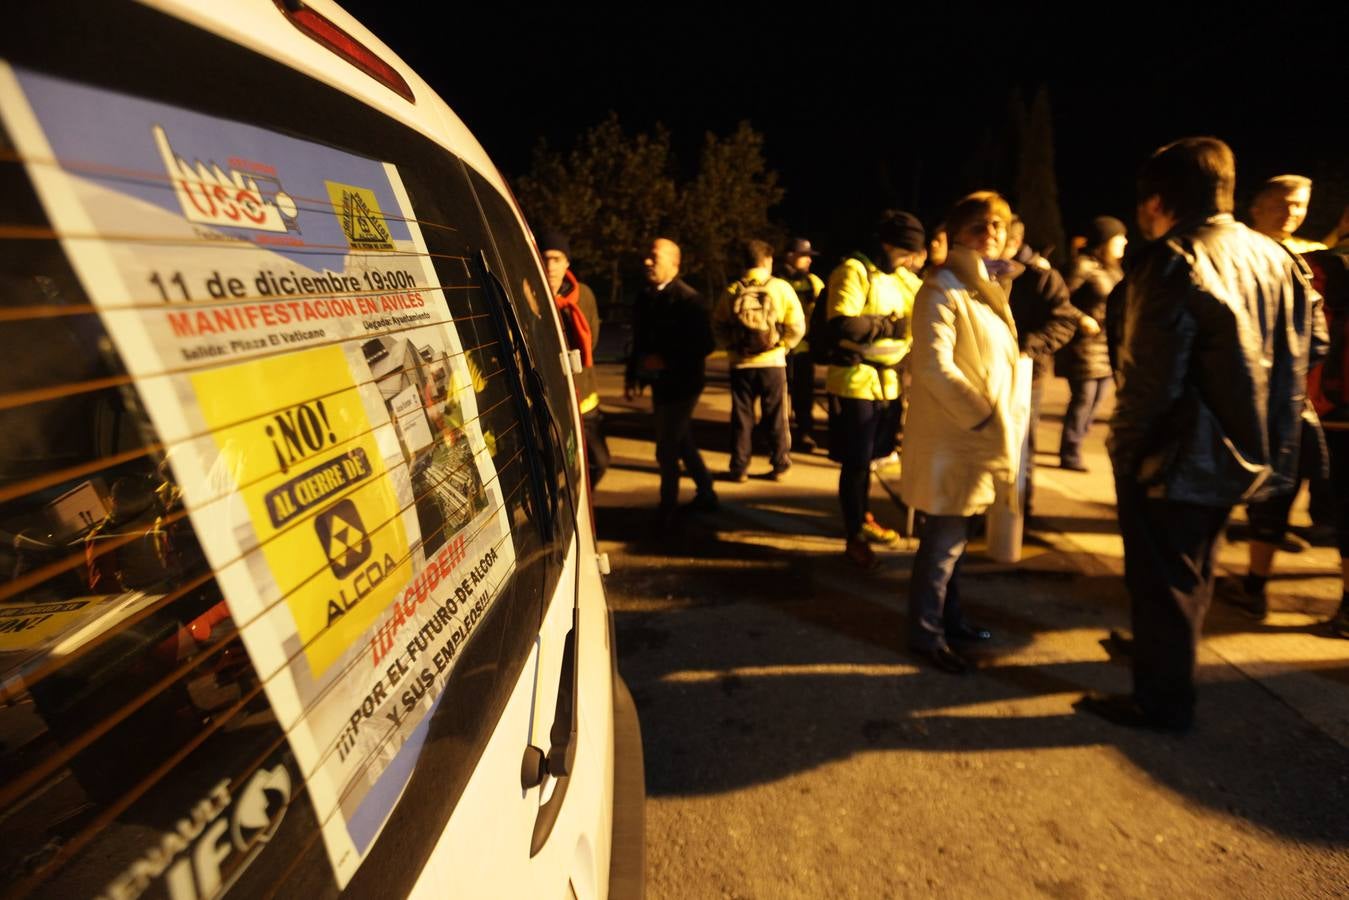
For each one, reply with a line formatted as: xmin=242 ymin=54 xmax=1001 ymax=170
xmin=820 ymin=210 xmax=925 ymax=569
xmin=540 ymin=229 xmax=609 ymax=486
xmin=875 ymin=211 xmax=927 ymax=258
xmin=1056 ymin=216 xmax=1127 ymax=473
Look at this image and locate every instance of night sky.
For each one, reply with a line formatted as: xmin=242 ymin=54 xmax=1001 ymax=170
xmin=341 ymin=2 xmax=1348 ymax=254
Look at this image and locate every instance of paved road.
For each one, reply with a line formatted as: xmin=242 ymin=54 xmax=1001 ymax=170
xmin=592 ymin=361 xmax=1349 ymax=900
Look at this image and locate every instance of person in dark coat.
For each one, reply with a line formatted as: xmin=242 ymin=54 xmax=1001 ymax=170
xmin=540 ymin=230 xmax=609 ymax=487
xmin=1058 ymin=217 xmax=1128 ymax=471
xmin=1077 ymin=137 xmax=1322 ymax=732
xmin=997 ymin=218 xmax=1082 ymax=515
xmin=625 ymin=238 xmax=718 ymax=525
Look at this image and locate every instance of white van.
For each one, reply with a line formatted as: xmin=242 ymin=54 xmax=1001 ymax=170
xmin=0 ymin=1 xmax=643 ymax=897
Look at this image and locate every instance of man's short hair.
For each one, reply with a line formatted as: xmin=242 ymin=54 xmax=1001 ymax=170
xmin=742 ymin=238 xmax=775 ymax=268
xmin=1137 ymin=136 xmax=1236 ymax=219
xmin=945 ymin=191 xmax=1013 ymax=239
xmin=1255 ymin=174 xmax=1313 ymax=200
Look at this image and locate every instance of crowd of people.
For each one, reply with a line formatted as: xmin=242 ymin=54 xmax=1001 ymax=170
xmin=542 ymin=135 xmax=1349 ymax=735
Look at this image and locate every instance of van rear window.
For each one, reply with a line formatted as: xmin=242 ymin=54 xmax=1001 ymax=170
xmin=0 ymin=6 xmax=574 ymax=897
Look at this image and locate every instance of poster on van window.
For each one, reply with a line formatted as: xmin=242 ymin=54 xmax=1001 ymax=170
xmin=0 ymin=65 xmax=518 ymax=887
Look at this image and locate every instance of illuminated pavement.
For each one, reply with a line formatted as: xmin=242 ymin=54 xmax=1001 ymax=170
xmin=592 ymin=360 xmax=1349 ymax=899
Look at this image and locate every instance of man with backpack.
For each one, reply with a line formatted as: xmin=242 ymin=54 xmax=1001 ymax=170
xmin=821 ymin=211 xmax=925 ymax=569
xmin=778 ymin=238 xmax=826 ymax=453
xmin=712 ymin=239 xmax=806 ymax=482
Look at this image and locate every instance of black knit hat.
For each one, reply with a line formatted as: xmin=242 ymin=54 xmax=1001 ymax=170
xmin=876 ymin=210 xmax=926 ymax=253
xmin=538 ymin=230 xmax=571 ymax=259
xmin=1083 ymin=216 xmax=1127 ymax=250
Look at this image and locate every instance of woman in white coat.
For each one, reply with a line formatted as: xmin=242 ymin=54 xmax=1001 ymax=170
xmin=900 ymin=191 xmax=1024 ymax=673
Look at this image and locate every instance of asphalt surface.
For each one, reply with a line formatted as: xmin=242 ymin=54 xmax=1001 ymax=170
xmin=592 ymin=359 xmax=1349 ymax=900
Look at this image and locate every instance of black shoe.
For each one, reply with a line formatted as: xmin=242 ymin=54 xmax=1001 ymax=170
xmin=793 ymin=434 xmax=817 ymax=453
xmin=688 ymin=489 xmax=719 ymax=513
xmin=1101 ymin=629 xmax=1134 ymax=658
xmin=1278 ymin=532 xmax=1310 ymax=554
xmin=946 ymin=621 xmax=992 ymax=643
xmin=1060 ymin=460 xmax=1089 ymax=472
xmin=768 ymin=466 xmax=790 ymax=482
xmin=1215 ymin=577 xmax=1267 ymax=620
xmin=723 ymin=470 xmax=748 ymax=484
xmin=910 ymin=642 xmax=969 ymax=675
xmin=1073 ymin=692 xmax=1192 ymax=733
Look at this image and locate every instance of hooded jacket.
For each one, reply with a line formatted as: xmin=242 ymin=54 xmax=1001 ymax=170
xmin=900 ymin=245 xmax=1026 ymax=516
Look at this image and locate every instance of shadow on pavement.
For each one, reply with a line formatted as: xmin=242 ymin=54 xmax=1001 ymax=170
xmin=605 ymin=507 xmax=1349 ymax=847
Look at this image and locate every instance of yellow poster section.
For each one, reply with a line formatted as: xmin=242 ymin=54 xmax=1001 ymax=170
xmin=0 ymin=598 xmax=99 ymax=652
xmin=191 ymin=345 xmax=410 ymax=678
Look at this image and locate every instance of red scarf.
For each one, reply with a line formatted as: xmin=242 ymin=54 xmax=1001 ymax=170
xmin=554 ymin=270 xmax=594 ymax=368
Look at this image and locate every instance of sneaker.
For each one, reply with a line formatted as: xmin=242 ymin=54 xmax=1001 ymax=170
xmin=768 ymin=466 xmax=790 ymax=482
xmin=869 ymin=450 xmax=901 ymax=472
xmin=860 ymin=512 xmax=899 ymax=545
xmin=844 ymin=537 xmax=879 ymax=570
xmin=724 ymin=469 xmax=748 ymax=484
xmin=1215 ymin=576 xmax=1268 ymax=620
xmin=688 ymin=489 xmax=719 ymax=513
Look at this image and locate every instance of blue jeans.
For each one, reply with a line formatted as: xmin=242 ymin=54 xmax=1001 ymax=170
xmin=907 ymin=514 xmax=974 ymax=650
xmin=1060 ymin=376 xmax=1112 ymax=467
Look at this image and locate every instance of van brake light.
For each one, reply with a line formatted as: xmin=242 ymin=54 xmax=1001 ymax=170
xmin=274 ymin=0 xmax=415 ymax=103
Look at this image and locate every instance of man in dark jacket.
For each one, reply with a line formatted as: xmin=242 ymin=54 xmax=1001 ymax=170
xmin=1077 ymin=137 xmax=1322 ymax=732
xmin=998 ymin=218 xmax=1083 ymax=516
xmin=625 ymin=237 xmax=718 ymax=525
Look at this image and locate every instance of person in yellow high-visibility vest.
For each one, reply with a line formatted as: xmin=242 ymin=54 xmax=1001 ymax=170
xmin=822 ymin=210 xmax=925 ymax=569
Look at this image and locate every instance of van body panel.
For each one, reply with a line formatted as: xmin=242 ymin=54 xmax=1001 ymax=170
xmin=0 ymin=1 xmax=632 ymax=897
xmin=141 ymin=0 xmax=516 ymax=208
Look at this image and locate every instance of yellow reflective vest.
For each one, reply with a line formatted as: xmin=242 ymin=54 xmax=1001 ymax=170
xmin=784 ymin=271 xmax=826 ymax=356
xmin=823 ymin=256 xmax=921 ymax=400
